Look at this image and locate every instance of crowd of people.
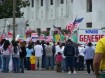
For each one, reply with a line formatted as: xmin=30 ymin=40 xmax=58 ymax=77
xmin=0 ymin=39 xmax=95 ymax=75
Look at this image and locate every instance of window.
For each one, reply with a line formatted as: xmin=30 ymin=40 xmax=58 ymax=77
xmin=37 ymin=28 xmax=41 ymax=36
xmin=71 ymin=0 xmax=73 ymax=3
xmin=50 ymin=0 xmax=53 ymax=5
xmin=41 ymin=0 xmax=43 ymax=6
xmin=61 ymin=0 xmax=64 ymax=4
xmin=86 ymin=23 xmax=92 ymax=28
xmin=87 ymin=0 xmax=92 ymax=12
xmin=31 ymin=0 xmax=34 ymax=7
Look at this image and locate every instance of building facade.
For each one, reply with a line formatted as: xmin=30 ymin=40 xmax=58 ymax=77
xmin=22 ymin=0 xmax=105 ymax=31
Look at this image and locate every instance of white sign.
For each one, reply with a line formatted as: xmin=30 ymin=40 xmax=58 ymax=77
xmin=78 ymin=29 xmax=105 ymax=44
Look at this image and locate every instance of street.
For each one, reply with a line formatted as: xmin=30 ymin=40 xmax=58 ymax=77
xmin=0 ymin=70 xmax=95 ymax=78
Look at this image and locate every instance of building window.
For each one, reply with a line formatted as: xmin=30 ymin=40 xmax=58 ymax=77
xmin=87 ymin=0 xmax=92 ymax=12
xmin=50 ymin=0 xmax=53 ymax=5
xmin=31 ymin=0 xmax=34 ymax=7
xmin=61 ymin=8 xmax=63 ymax=16
xmin=71 ymin=0 xmax=73 ymax=3
xmin=61 ymin=0 xmax=64 ymax=4
xmin=41 ymin=0 xmax=43 ymax=6
xmin=86 ymin=22 xmax=92 ymax=28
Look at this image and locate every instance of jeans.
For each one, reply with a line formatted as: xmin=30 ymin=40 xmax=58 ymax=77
xmin=65 ymin=56 xmax=75 ymax=73
xmin=42 ymin=55 xmax=46 ymax=68
xmin=0 ymin=54 xmax=2 ymax=69
xmin=78 ymin=56 xmax=84 ymax=70
xmin=26 ymin=57 xmax=31 ymax=70
xmin=61 ymin=58 xmax=66 ymax=71
xmin=2 ymin=55 xmax=10 ymax=73
xmin=12 ymin=57 xmax=20 ymax=73
xmin=86 ymin=59 xmax=94 ymax=73
xmin=46 ymin=56 xmax=54 ymax=69
xmin=20 ymin=58 xmax=24 ymax=73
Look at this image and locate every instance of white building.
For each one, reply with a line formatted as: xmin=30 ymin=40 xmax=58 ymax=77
xmin=22 ymin=0 xmax=105 ymax=31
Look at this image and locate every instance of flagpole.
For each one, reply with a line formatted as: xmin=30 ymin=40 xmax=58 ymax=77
xmin=13 ymin=0 xmax=16 ymax=40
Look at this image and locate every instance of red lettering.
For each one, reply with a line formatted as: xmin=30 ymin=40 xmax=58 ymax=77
xmin=95 ymin=35 xmax=99 ymax=42
xmin=79 ymin=35 xmax=83 ymax=42
xmin=100 ymin=35 xmax=104 ymax=39
xmin=79 ymin=34 xmax=105 ymax=43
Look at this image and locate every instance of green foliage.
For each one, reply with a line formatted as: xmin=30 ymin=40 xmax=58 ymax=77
xmin=0 ymin=0 xmax=30 ymax=19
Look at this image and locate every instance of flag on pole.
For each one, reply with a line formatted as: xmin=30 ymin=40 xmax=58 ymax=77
xmin=66 ymin=17 xmax=84 ymax=33
xmin=74 ymin=17 xmax=84 ymax=24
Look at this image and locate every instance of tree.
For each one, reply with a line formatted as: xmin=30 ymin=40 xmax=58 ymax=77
xmin=0 ymin=0 xmax=30 ymax=19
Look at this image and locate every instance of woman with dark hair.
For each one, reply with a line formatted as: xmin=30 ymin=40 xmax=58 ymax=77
xmin=26 ymin=43 xmax=33 ymax=70
xmin=2 ymin=40 xmax=11 ymax=73
xmin=12 ymin=41 xmax=20 ymax=73
xmin=19 ymin=41 xmax=26 ymax=73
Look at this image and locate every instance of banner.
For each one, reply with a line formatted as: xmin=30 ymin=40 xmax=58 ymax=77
xmin=78 ymin=29 xmax=105 ymax=44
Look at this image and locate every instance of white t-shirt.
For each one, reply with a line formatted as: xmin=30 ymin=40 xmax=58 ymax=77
xmin=78 ymin=46 xmax=85 ymax=56
xmin=34 ymin=44 xmax=43 ymax=57
xmin=61 ymin=46 xmax=65 ymax=58
xmin=55 ymin=45 xmax=61 ymax=55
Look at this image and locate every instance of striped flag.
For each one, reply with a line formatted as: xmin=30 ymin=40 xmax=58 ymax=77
xmin=66 ymin=17 xmax=84 ymax=33
xmin=66 ymin=22 xmax=78 ymax=33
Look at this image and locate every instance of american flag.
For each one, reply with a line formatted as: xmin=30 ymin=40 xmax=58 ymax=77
xmin=66 ymin=22 xmax=78 ymax=33
xmin=66 ymin=17 xmax=84 ymax=34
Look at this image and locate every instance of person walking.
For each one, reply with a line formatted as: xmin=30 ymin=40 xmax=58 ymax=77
xmin=84 ymin=42 xmax=94 ymax=74
xmin=93 ymin=37 xmax=105 ymax=78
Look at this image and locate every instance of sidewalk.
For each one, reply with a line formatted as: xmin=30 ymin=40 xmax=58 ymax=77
xmin=0 ymin=70 xmax=95 ymax=78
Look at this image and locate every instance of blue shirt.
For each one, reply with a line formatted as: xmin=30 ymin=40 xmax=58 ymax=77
xmin=26 ymin=48 xmax=33 ymax=57
xmin=84 ymin=46 xmax=94 ymax=60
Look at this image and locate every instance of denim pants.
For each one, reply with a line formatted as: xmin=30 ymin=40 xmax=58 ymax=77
xmin=86 ymin=59 xmax=94 ymax=73
xmin=61 ymin=58 xmax=66 ymax=71
xmin=12 ymin=57 xmax=20 ymax=73
xmin=0 ymin=54 xmax=2 ymax=69
xmin=42 ymin=55 xmax=46 ymax=68
xmin=20 ymin=58 xmax=24 ymax=73
xmin=65 ymin=56 xmax=75 ymax=73
xmin=46 ymin=56 xmax=54 ymax=69
xmin=2 ymin=55 xmax=10 ymax=73
xmin=26 ymin=57 xmax=31 ymax=70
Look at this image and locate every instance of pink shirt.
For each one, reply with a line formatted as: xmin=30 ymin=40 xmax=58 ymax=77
xmin=56 ymin=55 xmax=63 ymax=63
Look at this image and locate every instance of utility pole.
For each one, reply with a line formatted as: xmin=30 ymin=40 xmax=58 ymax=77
xmin=13 ymin=0 xmax=16 ymax=40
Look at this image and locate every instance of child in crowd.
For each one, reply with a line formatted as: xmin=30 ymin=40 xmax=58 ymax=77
xmin=30 ymin=52 xmax=36 ymax=71
xmin=56 ymin=52 xmax=63 ymax=72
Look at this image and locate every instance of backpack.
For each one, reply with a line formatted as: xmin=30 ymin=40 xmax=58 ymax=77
xmin=64 ymin=44 xmax=75 ymax=56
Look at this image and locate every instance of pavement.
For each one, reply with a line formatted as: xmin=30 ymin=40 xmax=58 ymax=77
xmin=0 ymin=70 xmax=95 ymax=78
